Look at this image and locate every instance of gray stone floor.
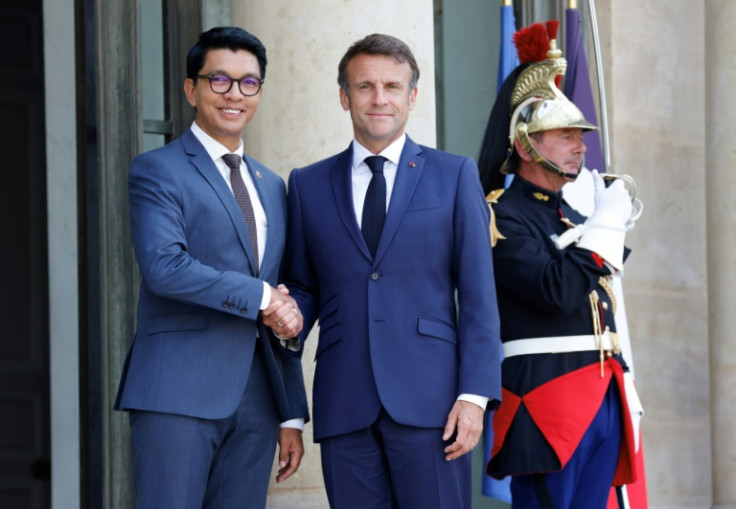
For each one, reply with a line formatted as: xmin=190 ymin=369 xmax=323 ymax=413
xmin=267 ymin=488 xmax=329 ymax=508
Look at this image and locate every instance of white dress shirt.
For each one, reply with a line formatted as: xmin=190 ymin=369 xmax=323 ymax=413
xmin=350 ymin=135 xmax=404 ymax=225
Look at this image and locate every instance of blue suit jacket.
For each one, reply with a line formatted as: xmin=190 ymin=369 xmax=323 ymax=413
xmin=283 ymin=136 xmax=501 ymax=441
xmin=115 ymin=129 xmax=308 ymax=423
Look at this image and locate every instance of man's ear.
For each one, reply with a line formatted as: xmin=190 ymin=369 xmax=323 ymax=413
xmin=514 ymin=138 xmax=533 ymax=162
xmin=407 ymin=86 xmax=418 ymax=110
xmin=339 ymin=87 xmax=350 ymax=112
xmin=184 ymin=78 xmax=197 ymax=108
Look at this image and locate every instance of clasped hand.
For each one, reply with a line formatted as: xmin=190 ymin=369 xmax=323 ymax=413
xmin=261 ymin=284 xmax=303 ymax=338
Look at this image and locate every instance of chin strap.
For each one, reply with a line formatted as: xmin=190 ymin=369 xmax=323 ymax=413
xmin=516 ymin=123 xmax=581 ymax=180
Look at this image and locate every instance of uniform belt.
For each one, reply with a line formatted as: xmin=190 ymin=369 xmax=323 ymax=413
xmin=503 ymin=332 xmax=616 ymax=358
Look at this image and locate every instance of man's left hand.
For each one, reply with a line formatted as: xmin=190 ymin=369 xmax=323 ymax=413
xmin=442 ymin=400 xmax=484 ymax=461
xmin=262 ymin=284 xmax=303 ymax=338
xmin=275 ymin=427 xmax=304 ymax=483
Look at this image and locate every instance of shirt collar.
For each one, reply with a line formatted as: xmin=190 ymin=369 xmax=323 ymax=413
xmin=351 ymin=133 xmax=406 ymax=168
xmin=190 ymin=121 xmax=244 ymax=162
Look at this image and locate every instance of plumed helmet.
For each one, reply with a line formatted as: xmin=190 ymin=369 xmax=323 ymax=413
xmin=503 ymin=22 xmax=596 ymax=178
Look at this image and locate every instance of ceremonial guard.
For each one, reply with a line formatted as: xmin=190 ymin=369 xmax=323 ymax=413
xmin=479 ymin=22 xmax=642 ymax=508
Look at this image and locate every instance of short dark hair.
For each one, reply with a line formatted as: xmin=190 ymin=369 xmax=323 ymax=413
xmin=186 ymin=26 xmax=267 ymax=81
xmin=337 ymin=33 xmax=420 ymax=93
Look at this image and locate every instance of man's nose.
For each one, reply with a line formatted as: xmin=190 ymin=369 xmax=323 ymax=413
xmin=372 ymin=88 xmax=388 ymax=104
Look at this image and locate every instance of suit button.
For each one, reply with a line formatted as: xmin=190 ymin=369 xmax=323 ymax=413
xmin=222 ymin=301 xmax=229 ymax=308
xmin=370 ymin=272 xmax=380 ymax=281
xmin=240 ymin=307 xmax=247 ymax=314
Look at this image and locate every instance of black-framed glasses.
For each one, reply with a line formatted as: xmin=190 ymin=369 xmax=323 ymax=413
xmin=194 ymin=73 xmax=263 ymax=96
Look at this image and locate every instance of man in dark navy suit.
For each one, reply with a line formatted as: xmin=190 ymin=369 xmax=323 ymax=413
xmin=283 ymin=33 xmax=502 ymax=508
xmin=115 ymin=27 xmax=308 ymax=508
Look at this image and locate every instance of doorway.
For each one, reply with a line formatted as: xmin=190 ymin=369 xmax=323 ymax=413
xmin=0 ymin=0 xmax=51 ymax=507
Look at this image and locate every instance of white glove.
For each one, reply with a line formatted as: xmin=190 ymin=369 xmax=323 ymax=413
xmin=576 ymin=171 xmax=630 ymax=270
xmin=591 ymin=170 xmax=633 ymax=224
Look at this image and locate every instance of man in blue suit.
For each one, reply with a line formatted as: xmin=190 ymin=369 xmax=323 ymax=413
xmin=114 ymin=27 xmax=308 ymax=508
xmin=283 ymin=33 xmax=502 ymax=508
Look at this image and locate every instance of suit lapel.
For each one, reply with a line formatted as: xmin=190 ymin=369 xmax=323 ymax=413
xmin=182 ymin=130 xmax=260 ymax=276
xmin=244 ymin=154 xmax=274 ymax=277
xmin=373 ymin=137 xmax=424 ymax=264
xmin=330 ymin=145 xmax=373 ymax=260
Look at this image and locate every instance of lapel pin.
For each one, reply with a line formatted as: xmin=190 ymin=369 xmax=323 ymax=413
xmin=409 ymin=161 xmax=416 ymax=167
xmin=256 ymin=171 xmax=263 ymax=179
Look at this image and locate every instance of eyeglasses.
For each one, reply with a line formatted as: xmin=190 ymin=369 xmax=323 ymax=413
xmin=194 ymin=73 xmax=263 ymax=96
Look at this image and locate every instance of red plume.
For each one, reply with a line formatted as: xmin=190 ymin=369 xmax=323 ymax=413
xmin=545 ymin=20 xmax=559 ymax=41
xmin=544 ymin=20 xmax=562 ymax=87
xmin=512 ymin=23 xmax=549 ymax=64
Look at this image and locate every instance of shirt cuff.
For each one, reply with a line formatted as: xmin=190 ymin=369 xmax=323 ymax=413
xmin=274 ymin=333 xmax=301 ymax=352
xmin=457 ymin=393 xmax=489 ymax=410
xmin=280 ymin=418 xmax=305 ymax=431
xmin=260 ymin=282 xmax=270 ymax=310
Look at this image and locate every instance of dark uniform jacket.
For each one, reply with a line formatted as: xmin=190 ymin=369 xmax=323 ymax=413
xmin=487 ymin=175 xmax=631 ymax=479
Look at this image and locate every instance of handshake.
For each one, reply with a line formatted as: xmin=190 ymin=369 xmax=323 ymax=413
xmin=261 ymin=284 xmax=303 ymax=341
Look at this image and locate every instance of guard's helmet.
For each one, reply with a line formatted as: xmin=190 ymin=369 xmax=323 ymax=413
xmin=478 ymin=22 xmax=598 ymax=191
xmin=502 ymin=37 xmax=596 ymax=179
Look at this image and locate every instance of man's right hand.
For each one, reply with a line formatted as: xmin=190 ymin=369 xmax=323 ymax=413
xmin=578 ymin=171 xmax=631 ymax=271
xmin=261 ymin=284 xmax=303 ymax=338
xmin=591 ymin=170 xmax=632 ymax=224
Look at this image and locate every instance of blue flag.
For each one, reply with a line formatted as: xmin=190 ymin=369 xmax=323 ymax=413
xmin=564 ymin=6 xmax=604 ymax=172
xmin=499 ymin=4 xmax=519 ymax=191
xmin=481 ymin=3 xmax=515 ymax=504
xmin=497 ymin=5 xmax=519 ymax=92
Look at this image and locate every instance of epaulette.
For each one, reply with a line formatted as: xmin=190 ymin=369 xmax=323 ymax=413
xmin=486 ymin=188 xmax=507 ymax=247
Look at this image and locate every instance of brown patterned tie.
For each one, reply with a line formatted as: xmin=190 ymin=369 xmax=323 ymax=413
xmin=222 ymin=153 xmax=259 ymax=275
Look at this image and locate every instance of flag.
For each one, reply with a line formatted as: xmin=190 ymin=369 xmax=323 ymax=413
xmin=563 ymin=4 xmax=604 ymax=173
xmin=481 ymin=2 xmax=516 ymax=503
xmin=497 ymin=3 xmax=519 ymax=92
xmin=564 ymin=4 xmax=648 ymax=507
xmin=499 ymin=1 xmax=519 ymax=190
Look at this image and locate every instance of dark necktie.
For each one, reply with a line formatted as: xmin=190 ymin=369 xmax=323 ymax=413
xmin=361 ymin=155 xmax=387 ymax=257
xmin=222 ymin=153 xmax=259 ymax=275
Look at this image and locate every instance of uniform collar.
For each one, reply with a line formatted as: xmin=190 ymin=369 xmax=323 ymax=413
xmin=512 ymin=174 xmax=564 ymax=210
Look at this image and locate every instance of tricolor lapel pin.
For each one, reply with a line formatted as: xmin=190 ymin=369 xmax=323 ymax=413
xmin=409 ymin=161 xmax=416 ymax=167
xmin=256 ymin=171 xmax=263 ymax=179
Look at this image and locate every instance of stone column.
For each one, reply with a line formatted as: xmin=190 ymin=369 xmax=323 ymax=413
xmin=706 ymin=2 xmax=736 ymax=507
xmin=607 ymin=1 xmax=710 ymax=507
xmin=232 ymin=0 xmax=436 ymax=501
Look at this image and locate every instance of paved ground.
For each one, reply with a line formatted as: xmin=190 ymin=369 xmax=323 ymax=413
xmin=267 ymin=488 xmax=329 ymax=508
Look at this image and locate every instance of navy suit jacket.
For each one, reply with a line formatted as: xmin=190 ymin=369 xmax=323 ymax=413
xmin=283 ymin=136 xmax=501 ymax=441
xmin=115 ymin=128 xmax=308 ymax=424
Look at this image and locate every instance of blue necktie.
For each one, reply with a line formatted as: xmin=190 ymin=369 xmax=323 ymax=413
xmin=361 ymin=156 xmax=387 ymax=257
xmin=222 ymin=153 xmax=259 ymax=275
